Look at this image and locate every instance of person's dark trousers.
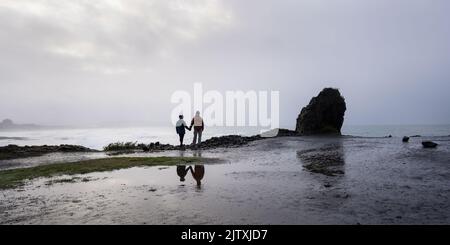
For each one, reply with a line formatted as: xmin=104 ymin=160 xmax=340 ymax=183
xmin=192 ymin=127 xmax=202 ymax=145
xmin=179 ymin=133 xmax=185 ymax=146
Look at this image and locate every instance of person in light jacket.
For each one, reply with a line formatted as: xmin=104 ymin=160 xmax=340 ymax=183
xmin=190 ymin=111 xmax=204 ymax=146
xmin=189 ymin=165 xmax=205 ymax=187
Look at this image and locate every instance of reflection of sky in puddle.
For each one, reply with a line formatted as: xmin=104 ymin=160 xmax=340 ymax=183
xmin=1 ymin=136 xmax=450 ymax=224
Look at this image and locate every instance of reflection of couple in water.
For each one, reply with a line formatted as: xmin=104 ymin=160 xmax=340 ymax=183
xmin=175 ymin=111 xmax=205 ymax=148
xmin=177 ymin=165 xmax=205 ymax=187
xmin=175 ymin=118 xmax=205 ymax=187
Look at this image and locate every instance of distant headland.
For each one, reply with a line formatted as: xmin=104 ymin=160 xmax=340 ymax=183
xmin=0 ymin=119 xmax=58 ymax=131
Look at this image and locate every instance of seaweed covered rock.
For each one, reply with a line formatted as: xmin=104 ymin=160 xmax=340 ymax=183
xmin=296 ymin=88 xmax=346 ymax=135
xmin=0 ymin=144 xmax=97 ymax=160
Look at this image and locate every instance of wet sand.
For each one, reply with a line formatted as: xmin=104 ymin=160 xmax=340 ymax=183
xmin=1 ymin=136 xmax=449 ymax=224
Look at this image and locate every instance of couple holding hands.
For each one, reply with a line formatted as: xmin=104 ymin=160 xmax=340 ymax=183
xmin=175 ymin=111 xmax=204 ymax=147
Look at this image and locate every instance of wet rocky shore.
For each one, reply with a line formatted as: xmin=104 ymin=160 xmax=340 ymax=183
xmin=0 ymin=128 xmax=300 ymax=161
xmin=1 ymin=135 xmax=449 ymax=224
xmin=0 ymin=133 xmax=266 ymax=160
xmin=0 ymin=144 xmax=98 ymax=160
xmin=136 ymin=129 xmax=299 ymax=152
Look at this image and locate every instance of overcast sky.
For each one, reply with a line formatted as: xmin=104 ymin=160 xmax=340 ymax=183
xmin=1 ymin=0 xmax=449 ymax=127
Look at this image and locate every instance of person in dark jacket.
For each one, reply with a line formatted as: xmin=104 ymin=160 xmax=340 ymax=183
xmin=176 ymin=115 xmax=190 ymax=147
xmin=176 ymin=165 xmax=189 ymax=182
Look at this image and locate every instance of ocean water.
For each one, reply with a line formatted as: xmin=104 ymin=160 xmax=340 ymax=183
xmin=0 ymin=125 xmax=449 ymax=150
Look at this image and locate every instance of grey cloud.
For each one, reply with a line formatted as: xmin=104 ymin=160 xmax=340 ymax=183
xmin=0 ymin=0 xmax=449 ymax=126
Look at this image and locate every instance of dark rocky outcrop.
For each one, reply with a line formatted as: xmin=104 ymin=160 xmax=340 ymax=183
xmin=422 ymin=141 xmax=438 ymax=148
xmin=197 ymin=135 xmax=262 ymax=149
xmin=0 ymin=144 xmax=98 ymax=160
xmin=402 ymin=136 xmax=410 ymax=142
xmin=275 ymin=128 xmax=301 ymax=137
xmin=296 ymin=88 xmax=346 ymax=135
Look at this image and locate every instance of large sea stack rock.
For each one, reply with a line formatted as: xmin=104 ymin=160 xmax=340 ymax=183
xmin=296 ymin=88 xmax=346 ymax=135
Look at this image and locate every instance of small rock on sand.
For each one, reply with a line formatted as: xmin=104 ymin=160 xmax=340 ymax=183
xmin=422 ymin=141 xmax=438 ymax=148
